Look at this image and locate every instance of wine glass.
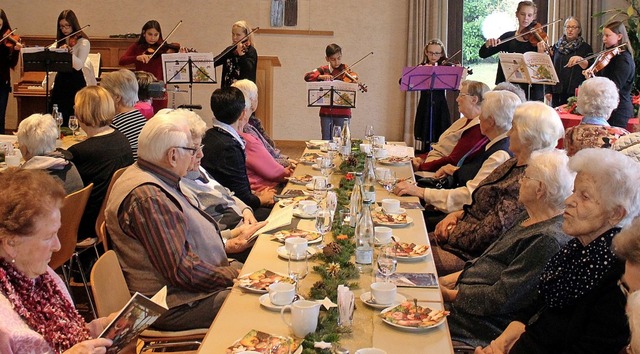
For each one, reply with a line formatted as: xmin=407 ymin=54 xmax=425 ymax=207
xmin=364 ymin=125 xmax=374 ymax=143
xmin=68 ymin=116 xmax=79 ymax=140
xmin=382 ymin=170 xmax=397 ymax=193
xmin=320 ymin=155 xmax=333 ymax=178
xmin=315 ymin=208 xmax=332 ymax=240
xmin=332 ymin=125 xmax=342 ymax=145
xmin=288 ymin=252 xmax=309 ymax=295
xmin=55 ymin=113 xmax=63 ymax=140
xmin=377 ymin=245 xmax=398 ymax=283
xmin=313 ymin=176 xmax=328 ymax=202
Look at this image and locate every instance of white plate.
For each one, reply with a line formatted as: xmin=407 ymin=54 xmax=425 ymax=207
xmin=374 ymin=216 xmax=413 ymax=228
xmin=259 ymin=293 xmax=305 ymax=311
xmin=237 ymin=270 xmax=294 ymax=294
xmin=360 ymin=292 xmax=406 ymax=309
xmin=375 ymin=207 xmax=406 ymax=215
xmin=273 ymin=230 xmax=323 ymax=244
xmin=288 ymin=177 xmax=313 ymax=185
xmin=305 ymin=183 xmax=334 ymax=190
xmin=277 ymin=245 xmax=317 ymax=260
xmin=378 ymin=157 xmax=411 ymax=166
xmin=292 ymin=207 xmax=317 ymax=219
xmin=396 ymin=252 xmax=428 ymax=262
xmin=379 ymin=306 xmax=447 ymax=331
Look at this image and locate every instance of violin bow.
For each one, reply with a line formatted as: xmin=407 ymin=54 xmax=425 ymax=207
xmin=49 ymin=25 xmax=90 ymax=48
xmin=331 ymin=51 xmax=374 ymax=80
xmin=1 ymin=28 xmax=18 ymax=43
xmin=148 ymin=20 xmax=183 ymax=60
xmin=564 ymin=43 xmax=627 ymax=68
xmin=213 ymin=27 xmax=260 ymax=62
xmin=498 ymin=18 xmax=562 ymax=46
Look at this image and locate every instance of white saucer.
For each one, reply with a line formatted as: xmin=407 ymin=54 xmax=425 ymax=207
xmin=277 ymin=246 xmax=317 ymax=260
xmin=306 ymin=183 xmax=334 ymax=190
xmin=259 ymin=293 xmax=304 ymax=311
xmin=360 ymin=292 xmax=406 ymax=309
xmin=375 ymin=207 xmax=406 ymax=215
xmin=292 ymin=208 xmax=317 ymax=219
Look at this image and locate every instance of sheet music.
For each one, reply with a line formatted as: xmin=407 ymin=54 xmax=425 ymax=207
xmin=161 ymin=52 xmax=216 ymax=84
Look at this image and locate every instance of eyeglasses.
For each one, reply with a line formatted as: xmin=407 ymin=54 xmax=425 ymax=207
xmin=175 ymin=144 xmax=203 ymax=156
xmin=619 ymin=279 xmax=630 ymax=297
xmin=458 ymin=92 xmax=471 ymax=97
xmin=565 ymin=25 xmax=580 ymax=30
xmin=426 ymin=51 xmax=442 ymax=56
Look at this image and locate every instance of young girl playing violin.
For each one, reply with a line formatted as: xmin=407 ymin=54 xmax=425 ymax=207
xmin=304 ymin=43 xmax=356 ymax=140
xmin=50 ymin=9 xmax=93 ymax=126
xmin=478 ymin=1 xmax=544 ymax=101
xmin=0 ymin=9 xmax=21 ymax=133
xmin=572 ymin=21 xmax=635 ymax=129
xmin=214 ymin=20 xmax=257 ymax=88
xmin=120 ymin=20 xmax=181 ymax=111
xmin=413 ymin=39 xmax=451 ymax=151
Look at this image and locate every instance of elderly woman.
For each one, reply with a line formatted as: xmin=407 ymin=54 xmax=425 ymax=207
xmin=441 ymin=149 xmax=573 ymax=347
xmin=477 ymin=148 xmax=640 ymax=354
xmin=100 ymin=69 xmax=147 ymax=160
xmin=67 ymin=86 xmax=133 ymax=240
xmin=231 ymin=79 xmax=292 ymax=167
xmin=395 ymin=90 xmax=518 ymax=215
xmin=412 ymin=80 xmax=490 ymax=172
xmin=564 ymin=76 xmax=629 ymax=156
xmin=614 ymin=218 xmax=640 ymax=354
xmin=17 ymin=113 xmax=83 ymax=194
xmin=232 ymin=82 xmax=293 ymax=191
xmin=174 ymin=108 xmax=257 ymax=230
xmin=433 ymin=101 xmax=565 ymax=275
xmin=0 ymin=168 xmax=113 ymax=353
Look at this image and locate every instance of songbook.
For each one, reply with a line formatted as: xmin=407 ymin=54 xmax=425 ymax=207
xmin=498 ymin=52 xmax=559 ymax=85
xmin=250 ymin=204 xmax=295 ymax=240
xmin=99 ymin=287 xmax=168 ymax=353
xmin=375 ymin=272 xmax=438 ymax=288
xmin=306 ymin=81 xmax=357 ymax=108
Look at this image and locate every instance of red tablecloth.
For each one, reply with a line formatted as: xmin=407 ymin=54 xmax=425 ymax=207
xmin=557 ymin=112 xmax=638 ymax=148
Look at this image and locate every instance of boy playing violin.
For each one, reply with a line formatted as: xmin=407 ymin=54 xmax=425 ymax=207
xmin=304 ymin=43 xmax=354 ymax=140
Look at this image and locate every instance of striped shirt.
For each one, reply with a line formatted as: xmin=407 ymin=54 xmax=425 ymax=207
xmin=111 ymin=109 xmax=147 ymax=160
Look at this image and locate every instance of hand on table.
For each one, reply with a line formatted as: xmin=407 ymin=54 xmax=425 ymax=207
xmin=434 ymin=164 xmax=457 ymax=178
xmin=392 ymin=180 xmax=421 ymax=197
xmin=255 ymin=188 xmax=276 ymax=206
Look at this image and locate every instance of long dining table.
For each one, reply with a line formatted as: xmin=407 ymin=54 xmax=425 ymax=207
xmin=197 ymin=144 xmax=454 ymax=354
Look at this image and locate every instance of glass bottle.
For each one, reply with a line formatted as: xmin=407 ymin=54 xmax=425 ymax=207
xmin=362 ymin=154 xmax=376 ymax=203
xmin=348 ymin=172 xmax=363 ymax=227
xmin=354 ymin=200 xmax=374 ymax=272
xmin=340 ymin=120 xmax=351 ymax=156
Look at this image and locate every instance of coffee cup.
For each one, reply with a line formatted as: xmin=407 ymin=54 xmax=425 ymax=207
xmin=374 ymin=148 xmax=388 ymax=159
xmin=374 ymin=226 xmax=393 ymax=244
xmin=285 ymin=237 xmax=308 ymax=257
xmin=370 ymin=282 xmax=397 ymax=305
xmin=298 ymin=200 xmax=318 ymax=215
xmin=372 ymin=135 xmax=386 ymax=147
xmin=268 ymin=282 xmax=296 ymax=306
xmin=359 ymin=143 xmax=372 ymax=154
xmin=5 ymin=154 xmax=20 ymax=167
xmin=381 ymin=199 xmax=401 ymax=214
xmin=281 ymin=300 xmax=321 ymax=338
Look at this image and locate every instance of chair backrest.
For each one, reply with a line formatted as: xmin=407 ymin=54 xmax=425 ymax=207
xmin=94 ymin=167 xmax=127 ymax=246
xmin=90 ymin=250 xmax=131 ymax=317
xmin=97 ymin=220 xmax=109 ymax=251
xmin=50 ymin=183 xmax=93 ymax=270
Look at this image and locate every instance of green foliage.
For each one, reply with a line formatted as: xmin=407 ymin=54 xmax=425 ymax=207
xmin=301 ymin=309 xmax=351 ymax=352
xmin=338 ymin=152 xmax=366 ymax=174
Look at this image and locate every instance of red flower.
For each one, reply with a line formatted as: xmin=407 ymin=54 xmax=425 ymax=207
xmin=345 ymin=172 xmax=354 ymax=181
xmin=632 ymin=94 xmax=640 ymax=106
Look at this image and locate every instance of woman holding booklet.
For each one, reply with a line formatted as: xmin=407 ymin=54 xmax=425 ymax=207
xmin=0 ymin=168 xmax=119 ymax=354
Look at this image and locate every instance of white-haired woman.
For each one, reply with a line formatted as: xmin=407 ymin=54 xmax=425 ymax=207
xmin=100 ymin=69 xmax=147 ymax=160
xmin=214 ymin=20 xmax=257 ymax=88
xmin=17 ymin=113 xmax=83 ymax=194
xmin=231 ymin=79 xmax=292 ymax=167
xmin=395 ymin=90 xmax=519 ymax=215
xmin=433 ymin=101 xmax=565 ymax=275
xmin=564 ymin=76 xmax=629 ymax=156
xmin=443 ymin=149 xmax=573 ymax=348
xmin=477 ymin=148 xmax=640 ymax=354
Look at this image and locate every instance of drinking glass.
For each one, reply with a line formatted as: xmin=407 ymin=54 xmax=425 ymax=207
xmin=364 ymin=125 xmax=374 ymax=143
xmin=320 ymin=155 xmax=333 ymax=177
xmin=382 ymin=170 xmax=397 ymax=193
xmin=68 ymin=116 xmax=79 ymax=140
xmin=377 ymin=245 xmax=398 ymax=282
xmin=315 ymin=208 xmax=332 ymax=239
xmin=55 ymin=113 xmax=63 ymax=139
xmin=288 ymin=253 xmax=309 ymax=295
xmin=313 ymin=176 xmax=328 ymax=202
xmin=332 ymin=125 xmax=342 ymax=144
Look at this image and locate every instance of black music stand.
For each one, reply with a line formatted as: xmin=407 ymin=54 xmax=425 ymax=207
xmin=22 ymin=49 xmax=73 ymax=113
xmin=400 ymin=65 xmax=463 ymax=148
xmin=162 ymin=53 xmax=216 ymax=109
xmin=307 ymin=81 xmax=357 ymax=108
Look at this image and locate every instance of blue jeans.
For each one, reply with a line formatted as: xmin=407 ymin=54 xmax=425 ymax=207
xmin=320 ymin=116 xmax=349 ymax=140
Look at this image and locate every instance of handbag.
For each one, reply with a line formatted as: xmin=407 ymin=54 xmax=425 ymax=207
xmin=416 ymin=175 xmax=454 ymax=189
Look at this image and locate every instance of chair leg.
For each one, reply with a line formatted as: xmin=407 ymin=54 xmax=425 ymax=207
xmin=71 ymin=253 xmax=97 ymax=319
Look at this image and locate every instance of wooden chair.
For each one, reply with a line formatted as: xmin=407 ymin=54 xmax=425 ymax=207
xmin=49 ymin=183 xmax=96 ymax=318
xmin=91 ymin=251 xmax=207 ymax=352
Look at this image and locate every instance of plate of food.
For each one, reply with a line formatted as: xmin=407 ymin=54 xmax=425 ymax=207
xmin=277 ymin=195 xmax=315 ymax=208
xmin=377 ymin=156 xmax=411 ymax=165
xmin=305 ymin=140 xmax=325 ymax=149
xmin=237 ymin=269 xmax=295 ymax=293
xmin=299 ymin=153 xmax=323 ymax=165
xmin=276 ymin=246 xmax=317 ymax=260
xmin=273 ymin=229 xmax=323 ymax=244
xmin=380 ymin=301 xmax=449 ymax=331
xmin=371 ymin=210 xmax=413 ymax=228
xmin=392 ymin=242 xmax=429 ymax=261
xmin=312 ymin=163 xmax=335 ymax=171
xmin=360 ymin=292 xmax=407 ymax=309
xmin=305 ymin=182 xmax=334 ymax=191
xmin=286 ymin=174 xmax=314 ymax=185
xmin=226 ymin=329 xmax=302 ymax=354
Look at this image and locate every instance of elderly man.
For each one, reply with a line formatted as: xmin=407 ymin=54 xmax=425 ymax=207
xmin=100 ymin=69 xmax=147 ymax=159
xmin=105 ymin=114 xmax=264 ymax=331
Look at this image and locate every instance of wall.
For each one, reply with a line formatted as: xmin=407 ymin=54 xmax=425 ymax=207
xmin=3 ymin=1 xmax=410 ymax=141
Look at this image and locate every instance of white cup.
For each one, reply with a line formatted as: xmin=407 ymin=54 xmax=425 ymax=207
xmin=5 ymin=154 xmax=20 ymax=167
xmin=359 ymin=143 xmax=372 ymax=154
xmin=372 ymin=135 xmax=386 ymax=147
xmin=285 ymin=237 xmax=308 ymax=257
xmin=381 ymin=199 xmax=401 ymax=214
xmin=281 ymin=300 xmax=321 ymax=338
xmin=315 ymin=157 xmax=323 ymax=167
xmin=374 ymin=148 xmax=388 ymax=159
xmin=374 ymin=226 xmax=393 ymax=244
xmin=370 ymin=282 xmax=397 ymax=305
xmin=268 ymin=282 xmax=296 ymax=306
xmin=298 ymin=200 xmax=318 ymax=215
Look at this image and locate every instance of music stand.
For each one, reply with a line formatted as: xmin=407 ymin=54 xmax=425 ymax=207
xmin=307 ymin=81 xmax=357 ymax=108
xmin=22 ymin=48 xmax=73 ymax=113
xmin=400 ymin=65 xmax=463 ymax=147
xmin=162 ymin=53 xmax=216 ymax=109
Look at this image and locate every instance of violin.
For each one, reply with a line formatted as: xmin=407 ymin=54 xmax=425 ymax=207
xmin=441 ymin=49 xmax=474 ymax=75
xmin=334 ymin=65 xmax=368 ymax=93
xmin=144 ymin=42 xmax=181 ymax=56
xmin=521 ymin=22 xmax=553 ymax=56
xmin=583 ymin=44 xmax=625 ymax=79
xmin=1 ymin=29 xmax=21 ymax=50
